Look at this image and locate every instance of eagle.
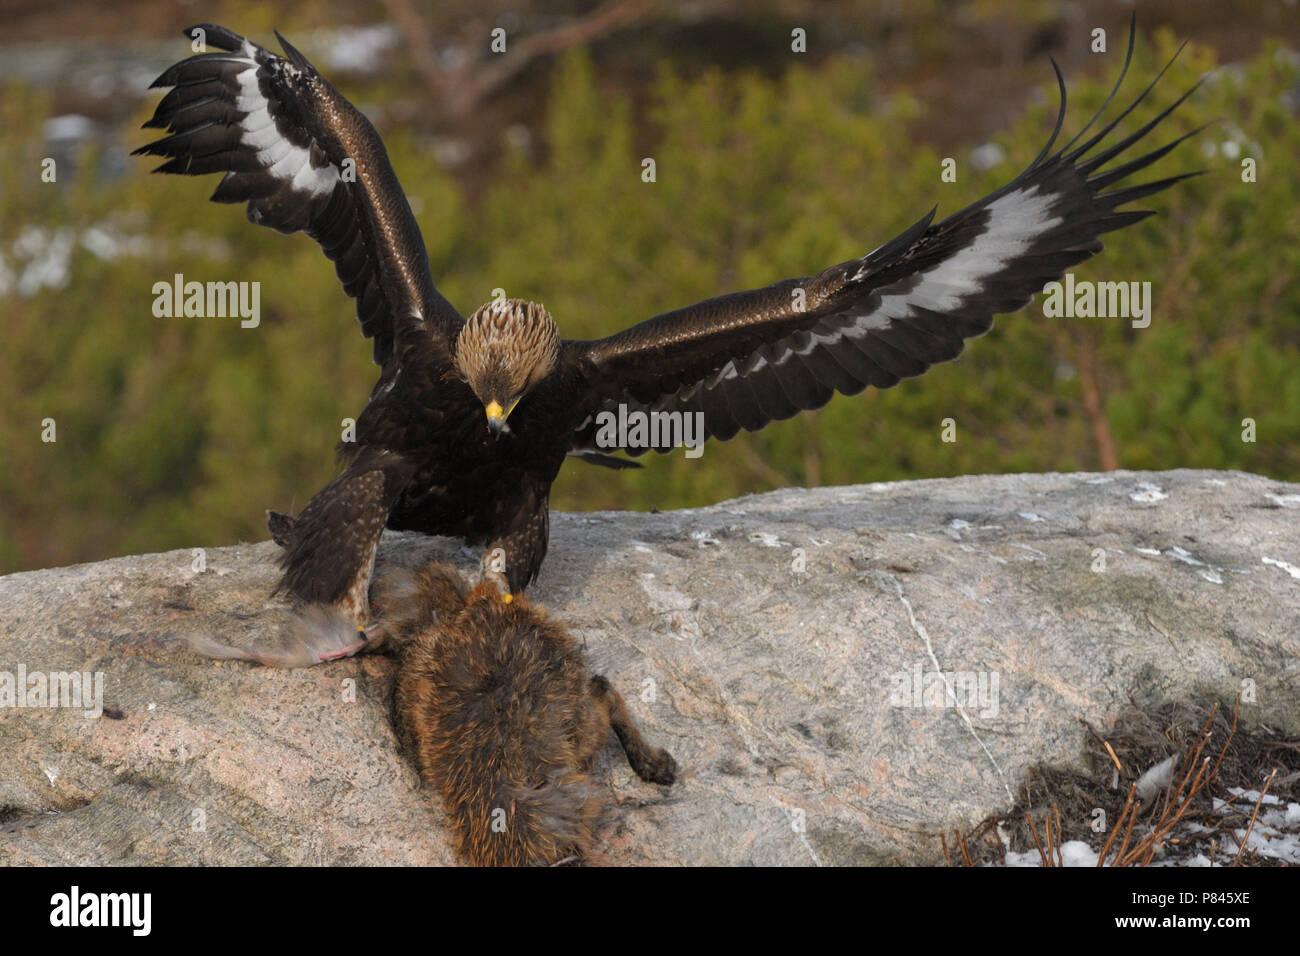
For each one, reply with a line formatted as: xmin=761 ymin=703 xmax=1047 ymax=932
xmin=136 ymin=19 xmax=1201 ymax=647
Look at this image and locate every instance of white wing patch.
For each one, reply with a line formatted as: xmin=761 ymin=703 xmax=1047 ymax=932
xmin=696 ymin=184 xmax=1063 ymax=387
xmin=873 ymin=185 xmax=1061 ymax=316
xmin=234 ymin=61 xmax=338 ymax=198
xmin=791 ymin=184 xmax=1061 ymax=357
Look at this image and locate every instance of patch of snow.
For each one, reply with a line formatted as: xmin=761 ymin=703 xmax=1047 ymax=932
xmin=13 ymin=226 xmax=75 ymax=297
xmin=80 ymin=224 xmax=151 ymax=261
xmin=1225 ymin=787 xmax=1282 ymax=805
xmin=42 ymin=113 xmax=95 ymax=141
xmin=1000 ymin=840 xmax=1099 ymax=867
xmin=969 ymin=141 xmax=1007 ymax=172
xmin=1012 ymin=543 xmax=1047 ymax=560
xmin=1130 ymin=482 xmax=1168 ymax=503
xmin=324 ymin=24 xmax=401 ymax=73
xmin=1262 ymin=556 xmax=1300 ymax=580
xmin=1060 ymin=840 xmax=1100 ymax=866
xmin=1167 ymin=546 xmax=1204 ymax=566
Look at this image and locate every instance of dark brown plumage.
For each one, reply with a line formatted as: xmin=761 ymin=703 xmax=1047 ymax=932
xmin=136 ymin=18 xmax=1202 ymax=620
xmin=379 ymin=563 xmax=677 ymax=866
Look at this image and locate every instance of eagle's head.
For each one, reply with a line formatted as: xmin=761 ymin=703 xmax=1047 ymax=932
xmin=454 ymin=298 xmax=560 ymax=436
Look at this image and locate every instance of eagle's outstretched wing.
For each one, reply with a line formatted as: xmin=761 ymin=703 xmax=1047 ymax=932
xmin=134 ymin=24 xmax=461 ymax=367
xmin=563 ymin=22 xmax=1203 ymax=455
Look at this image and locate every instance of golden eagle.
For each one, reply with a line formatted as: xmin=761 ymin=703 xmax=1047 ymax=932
xmin=136 ymin=19 xmax=1201 ymax=643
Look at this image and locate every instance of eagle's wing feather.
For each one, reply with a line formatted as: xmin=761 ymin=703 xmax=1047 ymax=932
xmin=135 ymin=24 xmax=460 ymax=367
xmin=564 ymin=21 xmax=1202 ymax=456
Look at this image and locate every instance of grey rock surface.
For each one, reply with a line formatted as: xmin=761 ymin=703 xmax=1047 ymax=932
xmin=1 ymin=469 xmax=1298 ymax=865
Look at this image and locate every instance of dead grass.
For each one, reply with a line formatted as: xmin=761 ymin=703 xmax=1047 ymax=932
xmin=941 ymin=695 xmax=1299 ymax=867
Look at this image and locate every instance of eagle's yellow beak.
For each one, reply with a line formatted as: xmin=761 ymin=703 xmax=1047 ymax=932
xmin=485 ymin=397 xmax=520 ymax=437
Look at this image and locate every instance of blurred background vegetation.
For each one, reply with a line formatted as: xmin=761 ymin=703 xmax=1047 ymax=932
xmin=1 ymin=0 xmax=1297 ymax=573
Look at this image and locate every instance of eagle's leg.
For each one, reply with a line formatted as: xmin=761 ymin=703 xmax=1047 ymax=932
xmin=481 ymin=494 xmax=550 ymax=600
xmin=184 ymin=448 xmax=415 ymax=667
xmin=477 ymin=552 xmax=513 ymax=604
xmin=276 ymin=447 xmax=412 ymax=616
xmin=264 ymin=507 xmax=372 ymax=657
